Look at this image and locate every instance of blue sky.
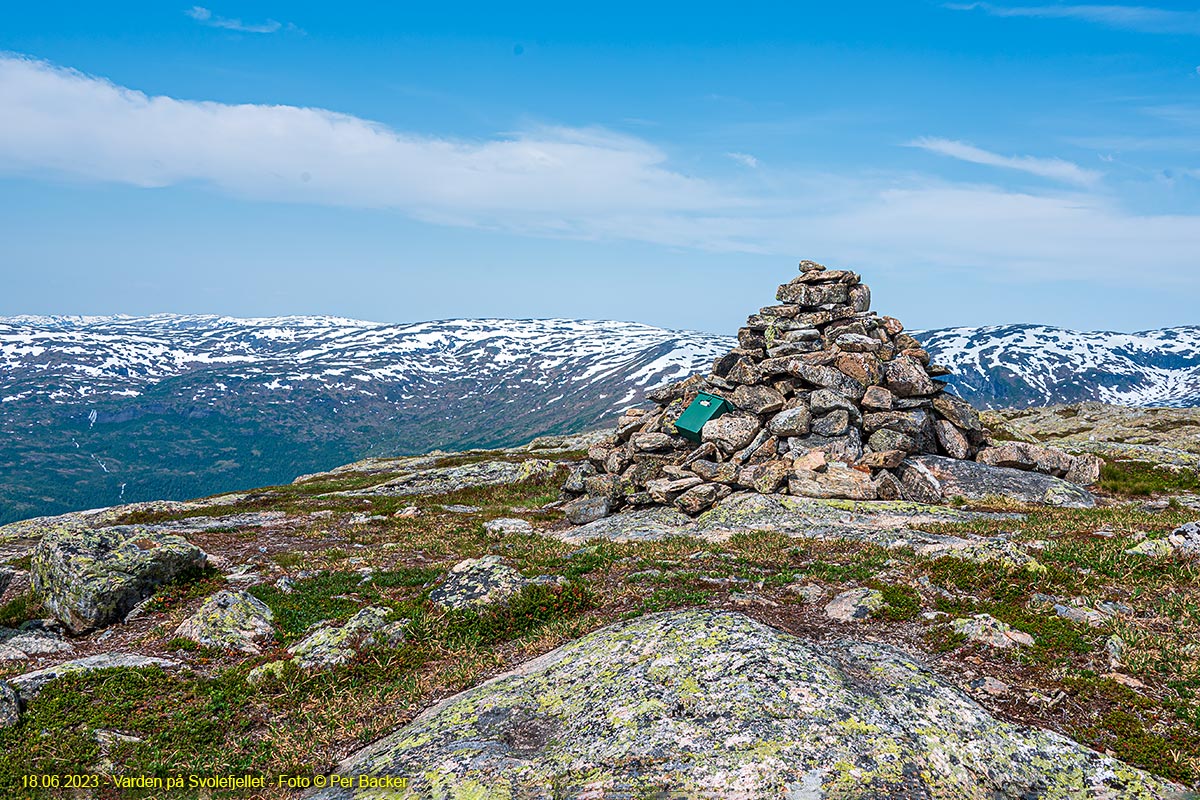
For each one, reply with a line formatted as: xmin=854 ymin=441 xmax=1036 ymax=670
xmin=1 ymin=2 xmax=1198 ymax=333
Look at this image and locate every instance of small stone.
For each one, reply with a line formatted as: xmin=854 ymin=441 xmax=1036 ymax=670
xmin=812 ymin=410 xmax=850 ymax=437
xmin=859 ymin=450 xmax=906 ymax=470
xmin=861 ymin=385 xmax=895 ymax=410
xmin=563 ymin=496 xmax=611 ymax=525
xmin=768 ymin=407 xmax=812 ymax=437
xmin=701 ymin=413 xmax=762 ymax=454
xmin=869 ymin=428 xmax=919 ymax=455
xmin=952 ymin=614 xmax=1034 ymax=648
xmin=789 ymin=466 xmax=877 ymax=500
xmin=173 ymin=590 xmax=276 ymax=654
xmin=0 ymin=681 xmax=18 ymax=728
xmin=393 ymin=506 xmax=420 ymax=518
xmin=288 ymin=606 xmax=405 ymax=668
xmin=824 ymin=588 xmax=884 ymax=622
xmin=483 ymin=518 xmax=534 ymax=536
xmin=689 ymin=460 xmax=740 ymax=484
xmin=835 ymin=333 xmax=880 ymax=353
xmin=737 ymin=460 xmax=792 ymax=494
xmin=1103 ymin=672 xmax=1146 ymax=690
xmin=970 ymin=677 xmax=1010 ymax=696
xmin=1053 ymin=603 xmax=1108 ymax=628
xmin=1065 ymin=453 xmax=1103 ymax=486
xmin=562 ymin=464 xmax=596 ymax=494
xmin=884 ymin=356 xmax=936 ymax=397
xmin=631 ymin=432 xmax=674 ymax=453
xmin=784 ymin=583 xmax=826 ymax=604
xmin=442 ymin=504 xmax=482 ymax=514
xmin=429 ymin=556 xmax=531 ymax=611
xmin=732 ymin=384 xmax=786 ymax=415
xmin=935 ymin=420 xmax=971 ymax=460
xmin=647 ymin=476 xmax=704 ymax=504
xmin=792 ymin=448 xmax=828 ymax=472
xmin=674 ymin=483 xmax=732 ymax=515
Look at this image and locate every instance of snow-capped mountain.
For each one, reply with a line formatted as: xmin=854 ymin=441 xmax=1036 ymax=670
xmin=918 ymin=325 xmax=1200 ymax=409
xmin=1 ymin=314 xmax=1197 ymax=524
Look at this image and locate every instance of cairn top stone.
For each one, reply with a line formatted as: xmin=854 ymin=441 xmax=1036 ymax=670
xmin=562 ymin=261 xmax=1099 ymax=519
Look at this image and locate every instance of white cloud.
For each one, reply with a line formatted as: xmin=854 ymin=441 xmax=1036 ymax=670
xmin=0 ymin=54 xmax=756 ymax=250
xmin=907 ymin=136 xmax=1102 ymax=186
xmin=727 ymin=152 xmax=759 ymax=168
xmin=0 ymin=54 xmax=1198 ymax=290
xmin=945 ymin=3 xmax=1200 ymax=35
xmin=185 ymin=6 xmax=286 ymax=34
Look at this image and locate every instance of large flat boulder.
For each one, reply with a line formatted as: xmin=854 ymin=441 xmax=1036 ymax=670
xmin=337 ymin=459 xmax=559 ymax=498
xmin=31 ymin=525 xmax=208 ymax=632
xmin=903 ymin=455 xmax=1095 ymax=508
xmin=309 ymin=610 xmax=1182 ymax=799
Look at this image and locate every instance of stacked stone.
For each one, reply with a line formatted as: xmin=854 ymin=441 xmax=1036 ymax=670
xmin=561 ymin=261 xmax=1098 ymax=523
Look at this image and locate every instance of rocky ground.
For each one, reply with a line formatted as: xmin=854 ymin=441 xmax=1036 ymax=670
xmin=1 ymin=410 xmax=1199 ymax=798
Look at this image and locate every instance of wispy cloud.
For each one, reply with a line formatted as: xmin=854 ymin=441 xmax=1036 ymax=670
xmin=0 ymin=54 xmax=755 ymax=251
xmin=907 ymin=136 xmax=1102 ymax=186
xmin=727 ymin=152 xmax=759 ymax=168
xmin=1 ymin=54 xmax=1198 ymax=289
xmin=185 ymin=6 xmax=293 ymax=34
xmin=945 ymin=3 xmax=1200 ymax=35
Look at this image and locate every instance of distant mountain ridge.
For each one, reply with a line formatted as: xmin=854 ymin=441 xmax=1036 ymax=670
xmin=1 ymin=314 xmax=1197 ymax=523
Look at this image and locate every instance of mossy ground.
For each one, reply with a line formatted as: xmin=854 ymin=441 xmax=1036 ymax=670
xmin=2 ymin=447 xmax=1199 ymax=797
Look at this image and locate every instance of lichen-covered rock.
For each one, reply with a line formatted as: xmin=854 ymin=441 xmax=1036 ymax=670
xmin=342 ymin=459 xmax=559 ymax=498
xmin=701 ymin=413 xmax=761 ymax=454
xmin=288 ymin=607 xmax=407 ymax=669
xmin=0 ymin=567 xmax=12 ymax=600
xmin=824 ymin=588 xmax=883 ymax=622
xmin=11 ymin=653 xmax=183 ymax=703
xmin=173 ymin=590 xmax=276 ymax=654
xmin=0 ymin=680 xmax=18 ymax=728
xmin=1126 ymin=522 xmax=1200 ymax=558
xmin=563 ymin=495 xmax=611 ymax=525
xmin=905 ymin=455 xmax=1095 ymax=508
xmin=428 ymin=556 xmax=536 ymax=611
xmin=952 ymin=614 xmax=1035 ymax=649
xmin=483 ymin=518 xmax=533 ymax=536
xmin=311 ymin=610 xmax=1183 ymax=799
xmin=31 ymin=525 xmax=208 ymax=632
xmin=0 ymin=627 xmax=74 ymax=661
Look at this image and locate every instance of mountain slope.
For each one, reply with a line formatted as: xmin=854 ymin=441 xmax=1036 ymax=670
xmin=1 ymin=314 xmax=1198 ymax=523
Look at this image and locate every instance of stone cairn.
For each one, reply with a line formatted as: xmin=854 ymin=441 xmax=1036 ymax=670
xmin=561 ymin=261 xmax=1101 ymax=524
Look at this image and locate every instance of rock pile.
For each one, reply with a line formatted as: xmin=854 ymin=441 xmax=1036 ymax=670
xmin=563 ymin=261 xmax=1101 ymax=520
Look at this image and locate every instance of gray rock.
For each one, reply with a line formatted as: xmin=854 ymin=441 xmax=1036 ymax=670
xmin=12 ymin=654 xmax=183 ymax=703
xmin=428 ymin=556 xmax=535 ymax=611
xmin=631 ymin=432 xmax=674 ymax=453
xmin=562 ymin=464 xmax=595 ymax=494
xmin=310 ymin=610 xmax=1182 ymax=799
xmin=824 ymin=588 xmax=883 ymax=622
xmin=483 ymin=518 xmax=534 ymax=536
xmin=976 ymin=442 xmax=1074 ymax=477
xmin=173 ymin=590 xmax=276 ymax=654
xmin=787 ymin=362 xmax=865 ymax=400
xmin=689 ymin=460 xmax=740 ymax=484
xmin=674 ymin=483 xmax=731 ymax=515
xmin=861 ymin=385 xmax=894 ymax=410
xmin=789 ymin=466 xmax=877 ymax=501
xmin=767 ymin=406 xmax=811 ymax=437
xmin=561 ymin=494 xmax=609 ymax=525
xmin=812 ymin=410 xmax=850 ymax=437
xmin=905 ymin=456 xmax=1095 ymax=508
xmin=0 ymin=568 xmax=12 ymax=600
xmin=935 ymin=419 xmax=971 ymax=459
xmin=0 ymin=680 xmax=18 ymax=728
xmin=732 ymin=384 xmax=785 ymax=415
xmin=0 ymin=628 xmax=73 ymax=661
xmin=952 ymin=614 xmax=1034 ymax=649
xmin=342 ymin=459 xmax=559 ymax=498
xmin=868 ymin=428 xmax=918 ymax=455
xmin=31 ymin=525 xmax=209 ymax=633
xmin=288 ymin=607 xmax=407 ymax=669
xmin=884 ymin=356 xmax=936 ymax=397
xmin=701 ymin=413 xmax=761 ymax=453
